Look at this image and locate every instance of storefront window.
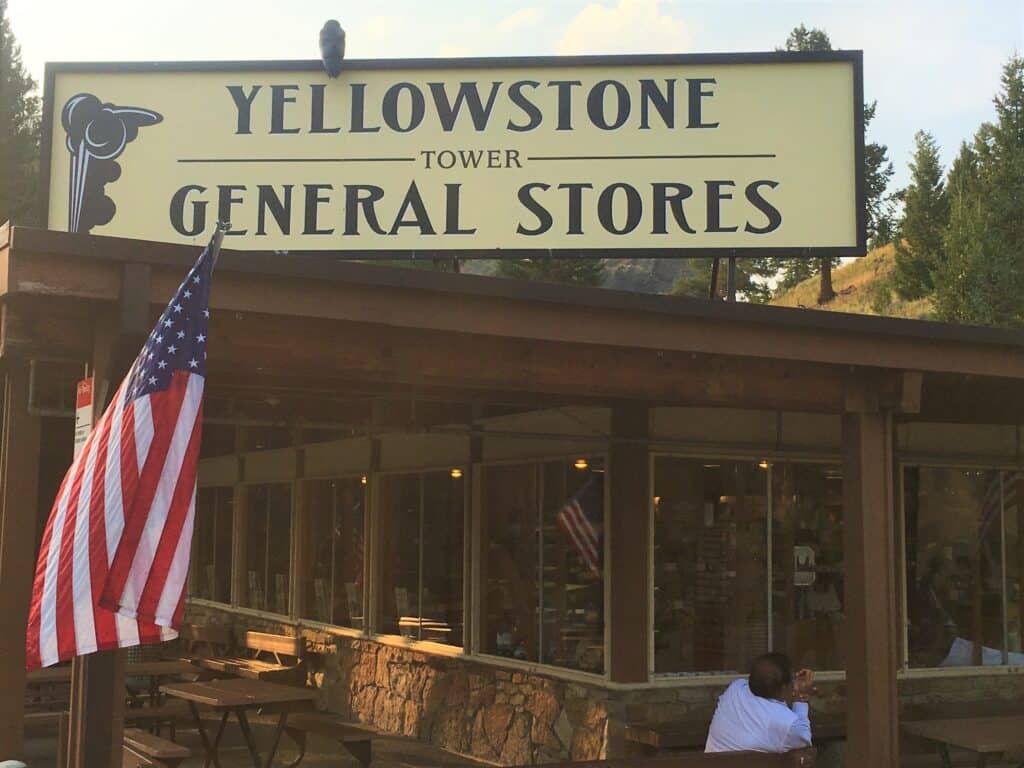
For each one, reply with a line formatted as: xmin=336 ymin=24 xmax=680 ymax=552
xmin=379 ymin=470 xmax=464 ymax=646
xmin=190 ymin=486 xmax=233 ymax=603
xmin=771 ymin=463 xmax=844 ymax=670
xmin=482 ymin=458 xmax=605 ymax=674
xmin=301 ymin=477 xmax=365 ymax=628
xmin=242 ymin=483 xmax=292 ymax=614
xmin=654 ymin=458 xmax=769 ymax=674
xmin=904 ymin=466 xmax=1019 ymax=667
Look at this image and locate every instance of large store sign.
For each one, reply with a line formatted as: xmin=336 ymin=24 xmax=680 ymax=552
xmin=43 ymin=53 xmax=865 ymax=257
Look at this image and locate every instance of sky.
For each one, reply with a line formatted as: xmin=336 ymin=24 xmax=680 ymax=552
xmin=7 ymin=0 xmax=1023 ymax=190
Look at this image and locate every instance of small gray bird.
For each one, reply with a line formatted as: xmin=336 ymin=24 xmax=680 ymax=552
xmin=320 ymin=20 xmax=346 ymax=78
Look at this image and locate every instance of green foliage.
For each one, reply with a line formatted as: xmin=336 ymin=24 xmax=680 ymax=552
xmin=670 ymin=258 xmax=773 ymax=303
xmin=495 ymin=258 xmax=606 ymax=286
xmin=893 ymin=131 xmax=948 ymax=299
xmin=783 ymin=24 xmax=832 ymax=52
xmin=0 ymin=0 xmax=41 ymax=226
xmin=933 ymin=56 xmax=1024 ymax=327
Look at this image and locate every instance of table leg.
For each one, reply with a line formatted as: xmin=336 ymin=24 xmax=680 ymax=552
xmin=976 ymin=755 xmax=989 ymax=768
xmin=939 ymin=744 xmax=953 ymax=768
xmin=190 ymin=700 xmax=227 ymax=768
xmin=236 ymin=708 xmax=264 ymax=768
xmin=264 ymin=711 xmax=290 ymax=767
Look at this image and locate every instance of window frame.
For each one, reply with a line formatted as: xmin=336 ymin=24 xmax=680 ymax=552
xmin=898 ymin=459 xmax=1024 ymax=671
xmin=648 ymin=450 xmax=844 ymax=678
xmin=474 ymin=452 xmax=610 ymax=680
xmin=238 ymin=479 xmax=295 ymax=618
xmin=373 ymin=464 xmax=469 ymax=648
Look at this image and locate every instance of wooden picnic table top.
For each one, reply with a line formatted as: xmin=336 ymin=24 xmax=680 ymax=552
xmin=902 ymin=715 xmax=1024 ymax=753
xmin=28 ymin=659 xmax=196 ymax=684
xmin=160 ymin=677 xmax=317 ymax=709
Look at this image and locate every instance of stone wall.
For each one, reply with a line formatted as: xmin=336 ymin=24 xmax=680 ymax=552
xmin=184 ymin=604 xmax=1024 ymax=765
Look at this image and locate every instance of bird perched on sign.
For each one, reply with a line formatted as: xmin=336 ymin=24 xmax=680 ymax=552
xmin=320 ymin=20 xmax=346 ymax=77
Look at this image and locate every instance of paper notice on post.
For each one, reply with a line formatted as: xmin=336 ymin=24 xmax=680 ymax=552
xmin=74 ymin=378 xmax=93 ymax=459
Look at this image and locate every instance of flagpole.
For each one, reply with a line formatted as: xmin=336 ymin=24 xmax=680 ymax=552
xmin=210 ymin=220 xmax=229 ymax=269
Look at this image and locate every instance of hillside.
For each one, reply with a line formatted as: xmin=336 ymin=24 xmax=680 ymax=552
xmin=770 ymin=244 xmax=934 ymax=319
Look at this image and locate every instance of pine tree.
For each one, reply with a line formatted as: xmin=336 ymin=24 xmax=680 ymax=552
xmin=0 ymin=0 xmax=41 ymax=226
xmin=767 ymin=27 xmax=893 ymax=304
xmin=496 ymin=258 xmax=606 ymax=286
xmin=670 ymin=258 xmax=773 ymax=302
xmin=935 ymin=57 xmax=1024 ymax=327
xmin=893 ymin=131 xmax=948 ymax=299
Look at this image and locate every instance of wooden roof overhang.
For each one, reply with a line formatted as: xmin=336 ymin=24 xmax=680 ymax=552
xmin=3 ymin=224 xmax=1024 ymax=423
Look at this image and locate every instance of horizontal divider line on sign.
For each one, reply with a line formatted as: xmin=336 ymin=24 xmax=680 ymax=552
xmin=527 ymin=153 xmax=777 ymax=161
xmin=177 ymin=157 xmax=417 ymax=163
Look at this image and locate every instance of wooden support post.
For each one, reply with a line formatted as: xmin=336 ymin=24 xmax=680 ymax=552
xmin=69 ymin=264 xmax=151 ymax=768
xmin=842 ymin=389 xmax=900 ymax=767
xmin=0 ymin=362 xmax=42 ymax=758
xmin=608 ymin=401 xmax=649 ymax=683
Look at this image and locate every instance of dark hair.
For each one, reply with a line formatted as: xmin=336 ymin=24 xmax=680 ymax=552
xmin=748 ymin=653 xmax=792 ymax=700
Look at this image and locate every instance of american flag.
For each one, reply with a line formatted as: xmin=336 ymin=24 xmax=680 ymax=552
xmin=26 ymin=240 xmax=216 ymax=670
xmin=557 ymin=476 xmax=603 ymax=577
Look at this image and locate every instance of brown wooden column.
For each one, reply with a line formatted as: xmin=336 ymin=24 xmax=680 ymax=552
xmin=0 ymin=362 xmax=42 ymax=757
xmin=842 ymin=393 xmax=900 ymax=767
xmin=608 ymin=401 xmax=649 ymax=683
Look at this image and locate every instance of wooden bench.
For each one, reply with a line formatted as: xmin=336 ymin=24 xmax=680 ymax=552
xmin=626 ymin=712 xmax=844 ymax=752
xmin=124 ymin=699 xmax=192 ymax=739
xmin=179 ymin=622 xmax=234 ymax=660
xmin=194 ymin=631 xmax=307 ymax=685
xmin=511 ymin=752 xmax=816 ymax=768
xmin=24 ymin=711 xmax=68 ymax=768
xmin=281 ymin=712 xmax=374 ymax=767
xmin=121 ymin=727 xmax=190 ymax=768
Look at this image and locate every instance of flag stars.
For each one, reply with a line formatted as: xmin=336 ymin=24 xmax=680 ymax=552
xmin=196 ymin=334 xmax=206 ymax=343
xmin=184 ymin=290 xmax=192 ymax=299
xmin=173 ymin=304 xmax=183 ymax=314
xmin=163 ymin=318 xmax=173 ymax=328
xmin=188 ymin=358 xmax=199 ymax=369
xmin=148 ymin=376 xmax=158 ymax=386
xmin=167 ymin=345 xmax=177 ymax=355
xmin=192 ymin=276 xmax=201 ymax=284
xmin=176 ymin=330 xmax=185 ymax=339
xmin=157 ymin=360 xmax=167 ymax=369
xmin=203 ymin=309 xmax=210 ymax=318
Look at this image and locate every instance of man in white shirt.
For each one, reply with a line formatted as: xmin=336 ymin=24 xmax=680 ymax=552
xmin=705 ymin=653 xmax=814 ymax=753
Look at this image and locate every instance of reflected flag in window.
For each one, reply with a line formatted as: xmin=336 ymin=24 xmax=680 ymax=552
xmin=557 ymin=476 xmax=602 ymax=577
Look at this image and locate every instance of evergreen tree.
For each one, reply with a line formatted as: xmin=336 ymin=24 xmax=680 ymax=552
xmin=935 ymin=57 xmax=1024 ymax=327
xmin=893 ymin=131 xmax=948 ymax=299
xmin=870 ymin=193 xmax=900 ymax=250
xmin=496 ymin=257 xmax=606 ymax=286
xmin=767 ymin=27 xmax=893 ymax=304
xmin=0 ymin=0 xmax=41 ymax=226
xmin=670 ymin=258 xmax=773 ymax=302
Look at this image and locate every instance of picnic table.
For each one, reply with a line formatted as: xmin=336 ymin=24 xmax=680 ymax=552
xmin=902 ymin=715 xmax=1024 ymax=768
xmin=160 ymin=677 xmax=317 ymax=768
xmin=625 ymin=712 xmax=845 ymax=751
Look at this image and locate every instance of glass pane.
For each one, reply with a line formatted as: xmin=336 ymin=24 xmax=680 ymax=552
xmin=191 ymin=488 xmax=217 ymax=600
xmin=378 ymin=474 xmax=421 ymax=637
xmin=905 ymin=467 xmax=1005 ymax=667
xmin=303 ymin=480 xmax=336 ymax=623
xmin=1005 ymin=472 xmax=1024 ymax=658
xmin=211 ymin=488 xmax=234 ymax=603
xmin=654 ymin=457 xmax=768 ymax=674
xmin=243 ymin=483 xmax=291 ymax=613
xmin=771 ymin=463 xmax=844 ymax=670
xmin=421 ymin=471 xmax=465 ymax=646
xmin=333 ymin=479 xmax=366 ymax=629
xmin=542 ymin=459 xmax=605 ymax=673
xmin=482 ymin=463 xmax=539 ymax=661
xmin=243 ymin=485 xmax=270 ymax=610
xmin=266 ymin=484 xmax=292 ymax=615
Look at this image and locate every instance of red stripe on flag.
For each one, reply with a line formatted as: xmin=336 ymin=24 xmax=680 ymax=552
xmin=54 ymin=430 xmax=96 ymax=662
xmin=101 ymin=375 xmax=189 ymax=607
xmin=87 ymin=426 xmax=118 ymax=654
xmin=135 ymin=402 xmax=203 ymax=623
